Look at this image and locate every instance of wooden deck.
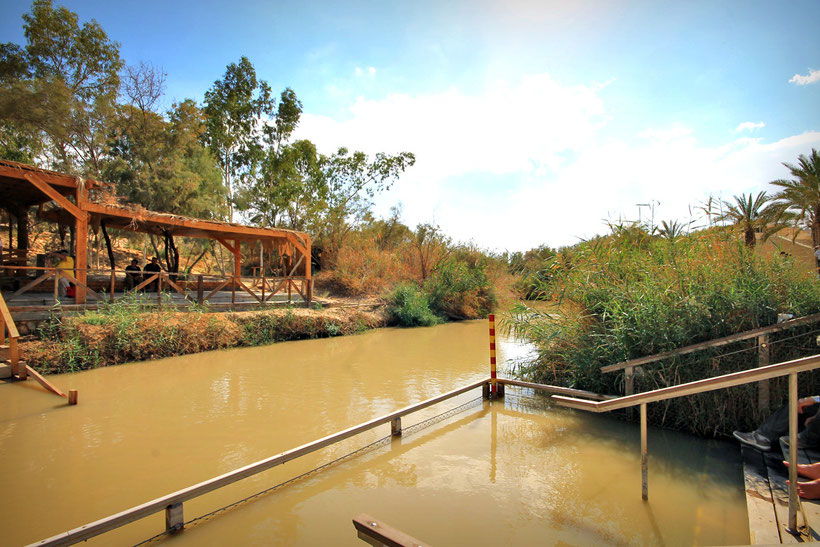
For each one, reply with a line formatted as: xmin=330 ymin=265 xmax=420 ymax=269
xmin=742 ymin=443 xmax=820 ymax=543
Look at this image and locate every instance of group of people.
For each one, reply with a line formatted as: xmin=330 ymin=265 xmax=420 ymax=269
xmin=124 ymin=257 xmax=162 ymax=291
xmin=734 ymin=395 xmax=820 ymax=499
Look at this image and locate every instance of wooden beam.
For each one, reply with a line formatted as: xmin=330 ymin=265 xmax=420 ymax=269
xmin=8 ymin=270 xmax=56 ymax=299
xmin=352 ymin=514 xmax=429 ymax=547
xmin=31 ymin=378 xmax=491 ymax=547
xmin=601 ymin=312 xmax=820 ymax=373
xmin=234 ymin=278 xmax=262 ymax=303
xmin=24 ymin=365 xmax=67 ymax=399
xmin=215 ymin=237 xmax=237 ymax=254
xmin=0 ymin=163 xmax=78 ymax=188
xmin=74 ymin=183 xmax=88 ymax=304
xmin=22 ymin=173 xmax=84 ymax=220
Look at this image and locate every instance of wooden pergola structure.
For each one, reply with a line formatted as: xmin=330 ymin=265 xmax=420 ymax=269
xmin=0 ymin=159 xmax=312 ymax=305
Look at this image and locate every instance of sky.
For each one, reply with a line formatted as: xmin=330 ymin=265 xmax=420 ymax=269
xmin=2 ymin=0 xmax=819 ymax=252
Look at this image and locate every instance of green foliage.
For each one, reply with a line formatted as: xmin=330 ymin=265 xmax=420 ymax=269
xmin=506 ymin=229 xmax=820 ymax=436
xmin=0 ymin=0 xmax=122 ymax=175
xmin=425 ymin=250 xmax=497 ymax=319
xmin=387 ymin=283 xmax=443 ymax=327
xmin=772 ymin=148 xmax=820 ymax=250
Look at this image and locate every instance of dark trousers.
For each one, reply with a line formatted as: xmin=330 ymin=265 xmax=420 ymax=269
xmin=757 ymin=402 xmax=820 ymax=444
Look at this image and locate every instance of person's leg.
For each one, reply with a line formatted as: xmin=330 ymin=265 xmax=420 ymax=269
xmin=756 ymin=404 xmax=789 ymax=441
xmin=783 ymin=460 xmax=820 ymax=480
xmin=801 ymin=405 xmax=820 ymax=446
xmin=58 ymin=276 xmax=69 ymax=297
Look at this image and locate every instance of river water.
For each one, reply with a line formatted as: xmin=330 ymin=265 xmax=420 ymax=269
xmin=1 ymin=320 xmax=748 ymax=545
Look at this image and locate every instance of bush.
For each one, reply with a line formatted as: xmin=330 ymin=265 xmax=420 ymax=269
xmin=507 ymin=228 xmax=820 ymax=436
xmin=425 ymin=252 xmax=497 ymax=319
xmin=387 ymin=283 xmax=443 ymax=327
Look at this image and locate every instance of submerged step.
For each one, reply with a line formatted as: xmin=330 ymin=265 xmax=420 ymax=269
xmin=0 ymin=362 xmax=12 ymax=379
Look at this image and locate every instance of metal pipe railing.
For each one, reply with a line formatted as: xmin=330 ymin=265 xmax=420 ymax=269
xmin=30 ymin=378 xmax=491 ymax=547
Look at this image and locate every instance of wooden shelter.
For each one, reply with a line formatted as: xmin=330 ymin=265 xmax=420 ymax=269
xmin=0 ymin=158 xmax=312 ymax=305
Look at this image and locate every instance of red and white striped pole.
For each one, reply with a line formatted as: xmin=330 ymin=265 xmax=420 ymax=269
xmin=489 ymin=314 xmax=497 ymax=395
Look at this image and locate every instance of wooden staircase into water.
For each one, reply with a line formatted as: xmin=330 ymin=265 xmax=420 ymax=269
xmin=0 ymin=292 xmax=75 ymax=403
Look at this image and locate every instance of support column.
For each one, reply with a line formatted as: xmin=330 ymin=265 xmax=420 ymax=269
xmin=641 ymin=403 xmax=648 ymax=501
xmin=165 ymin=502 xmax=184 ymax=533
xmin=758 ymin=334 xmax=770 ymax=414
xmin=305 ymin=235 xmax=312 ymax=305
xmin=233 ymin=239 xmax=240 ymax=305
xmin=74 ymin=182 xmax=89 ymax=304
xmin=787 ymin=373 xmax=799 ymax=533
xmin=391 ymin=417 xmax=402 ymax=437
xmin=489 ymin=314 xmax=497 ymax=396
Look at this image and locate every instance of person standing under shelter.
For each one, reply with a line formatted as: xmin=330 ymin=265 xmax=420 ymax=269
xmin=53 ymin=249 xmax=74 ymax=298
xmin=143 ymin=257 xmax=162 ymax=292
xmin=125 ymin=258 xmax=141 ymax=291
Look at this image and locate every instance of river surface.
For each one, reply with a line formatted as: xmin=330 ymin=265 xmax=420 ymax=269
xmin=1 ymin=320 xmax=749 ymax=546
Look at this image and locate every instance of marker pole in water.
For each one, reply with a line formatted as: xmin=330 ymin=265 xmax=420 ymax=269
xmin=489 ymin=314 xmax=497 ymax=395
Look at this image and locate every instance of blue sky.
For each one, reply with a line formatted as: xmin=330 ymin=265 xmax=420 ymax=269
xmin=2 ymin=0 xmax=819 ymax=251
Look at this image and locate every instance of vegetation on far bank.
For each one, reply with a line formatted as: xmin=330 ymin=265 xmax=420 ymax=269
xmin=506 ymin=224 xmax=820 ymax=437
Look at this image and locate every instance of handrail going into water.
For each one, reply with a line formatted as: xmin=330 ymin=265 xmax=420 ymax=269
xmin=30 ymin=377 xmax=493 ymax=547
xmin=503 ymin=354 xmax=820 ymax=537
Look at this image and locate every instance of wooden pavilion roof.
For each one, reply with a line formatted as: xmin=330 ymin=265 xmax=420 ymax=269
xmin=0 ymin=158 xmax=309 ymax=250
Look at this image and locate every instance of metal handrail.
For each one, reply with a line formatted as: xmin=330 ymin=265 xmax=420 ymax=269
xmin=30 ymin=378 xmax=491 ymax=547
xmin=502 ymin=353 xmax=820 ymax=537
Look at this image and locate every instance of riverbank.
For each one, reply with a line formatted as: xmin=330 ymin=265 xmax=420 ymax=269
xmin=23 ymin=304 xmax=390 ymax=374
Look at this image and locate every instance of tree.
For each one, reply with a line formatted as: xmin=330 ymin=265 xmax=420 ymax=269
xmin=202 ymin=57 xmax=274 ymax=221
xmin=316 ymin=148 xmax=415 ymax=265
xmin=412 ymin=223 xmax=451 ymax=282
xmin=771 ymin=149 xmax=820 ymax=251
xmin=0 ymin=0 xmax=123 ymax=175
xmin=718 ymin=191 xmax=785 ymax=247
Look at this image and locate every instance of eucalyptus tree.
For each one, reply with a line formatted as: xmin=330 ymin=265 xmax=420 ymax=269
xmin=771 ymin=149 xmax=820 ymax=249
xmin=202 ymin=57 xmax=274 ymax=221
xmin=0 ymin=0 xmax=123 ymax=175
xmin=718 ymin=191 xmax=786 ymax=247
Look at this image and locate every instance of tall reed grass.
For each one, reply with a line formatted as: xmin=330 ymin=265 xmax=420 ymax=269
xmin=507 ymin=227 xmax=820 ymax=436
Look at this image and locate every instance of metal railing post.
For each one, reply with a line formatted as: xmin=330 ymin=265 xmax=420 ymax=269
xmin=165 ymin=502 xmax=184 ymax=533
xmin=758 ymin=334 xmax=770 ymax=413
xmin=787 ymin=372 xmax=798 ymax=533
xmin=641 ymin=403 xmax=648 ymax=501
xmin=391 ymin=417 xmax=402 ymax=437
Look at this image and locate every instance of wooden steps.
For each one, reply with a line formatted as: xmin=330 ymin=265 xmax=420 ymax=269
xmin=742 ymin=444 xmax=820 ymax=543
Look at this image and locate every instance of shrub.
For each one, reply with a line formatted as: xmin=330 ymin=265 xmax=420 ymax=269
xmin=425 ymin=251 xmax=497 ymax=319
xmin=387 ymin=283 xmax=442 ymax=327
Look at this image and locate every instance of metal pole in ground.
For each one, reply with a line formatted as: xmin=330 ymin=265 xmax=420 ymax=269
xmin=489 ymin=314 xmax=497 ymax=397
xmin=641 ymin=403 xmax=648 ymax=501
xmin=787 ymin=372 xmax=799 ymax=533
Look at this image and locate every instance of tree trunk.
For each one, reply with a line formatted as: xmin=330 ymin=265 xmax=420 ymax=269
xmin=101 ymin=220 xmax=115 ymax=271
xmin=745 ymin=227 xmax=756 ymax=247
xmin=15 ymin=206 xmax=29 ymax=251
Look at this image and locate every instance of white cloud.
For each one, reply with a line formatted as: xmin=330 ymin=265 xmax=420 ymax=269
xmin=295 ymin=74 xmax=820 ymax=252
xmin=735 ymin=121 xmax=765 ymax=133
xmin=368 ymin=66 xmax=376 ymax=76
xmin=354 ymin=66 xmax=377 ymax=77
xmin=789 ymin=68 xmax=820 ymax=85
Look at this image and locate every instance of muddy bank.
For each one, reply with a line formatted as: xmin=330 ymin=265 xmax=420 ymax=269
xmin=23 ymin=305 xmax=389 ymax=374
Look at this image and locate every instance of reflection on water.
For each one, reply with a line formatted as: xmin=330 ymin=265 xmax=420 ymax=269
xmin=0 ymin=320 xmax=748 ymax=545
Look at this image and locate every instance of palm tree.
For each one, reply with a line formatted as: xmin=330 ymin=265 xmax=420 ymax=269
xmin=718 ymin=191 xmax=786 ymax=247
xmin=771 ymin=149 xmax=820 ymax=249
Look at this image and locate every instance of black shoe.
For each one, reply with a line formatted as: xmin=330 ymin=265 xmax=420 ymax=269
xmin=734 ymin=430 xmax=772 ymax=451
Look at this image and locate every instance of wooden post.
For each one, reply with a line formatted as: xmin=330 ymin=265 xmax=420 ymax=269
xmin=787 ymin=373 xmax=799 ymax=533
xmin=496 ymin=381 xmax=505 ymax=398
xmin=157 ymin=275 xmax=162 ymax=305
xmin=287 ymin=279 xmax=292 ymax=304
xmin=196 ymin=275 xmax=204 ymax=304
xmin=232 ymin=240 xmax=240 ymax=306
xmin=10 ymin=337 xmax=21 ymax=378
xmin=641 ymin=403 xmax=648 ymax=501
xmin=53 ymin=268 xmax=59 ymax=300
xmin=304 ymin=235 xmax=312 ymax=306
xmin=74 ymin=183 xmax=88 ymax=305
xmin=68 ymin=389 xmax=78 ymax=405
xmin=489 ymin=314 xmax=497 ymax=396
xmin=165 ymin=502 xmax=184 ymax=533
xmin=625 ymin=366 xmax=635 ymax=419
xmin=482 ymin=382 xmax=491 ymax=399
xmin=391 ymin=417 xmax=402 ymax=437
xmin=758 ymin=334 xmax=770 ymax=414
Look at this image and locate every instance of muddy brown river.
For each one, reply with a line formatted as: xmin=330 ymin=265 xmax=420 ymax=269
xmin=0 ymin=320 xmax=748 ymax=545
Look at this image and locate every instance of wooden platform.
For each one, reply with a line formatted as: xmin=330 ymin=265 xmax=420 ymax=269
xmin=742 ymin=444 xmax=820 ymax=543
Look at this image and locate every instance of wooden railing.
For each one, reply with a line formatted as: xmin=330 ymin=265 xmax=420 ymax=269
xmin=602 ymin=312 xmax=820 ymax=413
xmin=1 ymin=264 xmax=313 ymax=307
xmin=500 ymin=353 xmax=820 ymax=537
xmin=352 ymin=514 xmax=430 ymax=547
xmin=30 ymin=378 xmax=492 ymax=547
xmin=0 ymin=291 xmax=75 ymax=402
